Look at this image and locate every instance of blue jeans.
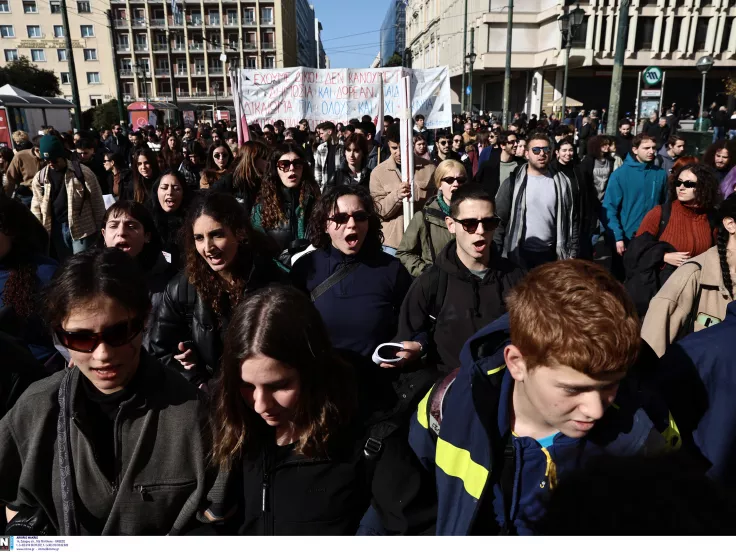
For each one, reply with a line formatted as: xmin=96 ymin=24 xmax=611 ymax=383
xmin=713 ymin=127 xmax=725 ymax=143
xmin=51 ymin=220 xmax=96 ymax=262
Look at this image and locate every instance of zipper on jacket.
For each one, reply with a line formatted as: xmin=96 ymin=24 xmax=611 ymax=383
xmin=261 ymin=452 xmax=273 ymax=535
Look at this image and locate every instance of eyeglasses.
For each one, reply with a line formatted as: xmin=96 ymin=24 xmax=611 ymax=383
xmin=531 ymin=146 xmax=551 ymax=155
xmin=441 ymin=176 xmax=467 ymax=185
xmin=505 ymin=140 xmax=518 ymax=146
xmin=55 ymin=318 xmax=144 ymax=353
xmin=453 ymin=216 xmax=501 ymax=233
xmin=328 ymin=210 xmax=369 ymax=225
xmin=438 ymin=141 xmax=449 ymax=146
xmin=213 ymin=152 xmax=229 ymax=159
xmin=453 ymin=139 xmax=462 ymax=143
xmin=276 ymin=159 xmax=305 ymax=172
xmin=676 ymin=179 xmax=697 ymax=189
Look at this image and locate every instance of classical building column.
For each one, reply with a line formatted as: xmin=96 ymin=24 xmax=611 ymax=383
xmin=662 ymin=10 xmax=675 ymax=55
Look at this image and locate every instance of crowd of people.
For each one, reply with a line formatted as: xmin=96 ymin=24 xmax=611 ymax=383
xmin=1 ymin=106 xmax=736 ymax=537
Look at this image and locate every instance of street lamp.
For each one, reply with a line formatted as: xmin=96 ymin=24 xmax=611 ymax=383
xmin=558 ymin=4 xmax=585 ymax=120
xmin=213 ymin=82 xmax=220 ymax=121
xmin=465 ymin=50 xmax=477 ymax=115
xmin=696 ymin=55 xmax=714 ymax=130
xmin=134 ymin=61 xmax=149 ymax=127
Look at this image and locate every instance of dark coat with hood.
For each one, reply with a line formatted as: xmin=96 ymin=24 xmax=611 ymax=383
xmin=395 ymin=240 xmax=526 ymax=373
xmin=148 ymin=251 xmax=286 ymax=387
xmin=106 ymin=168 xmax=134 ymax=201
xmin=329 ymin=159 xmax=372 ymax=189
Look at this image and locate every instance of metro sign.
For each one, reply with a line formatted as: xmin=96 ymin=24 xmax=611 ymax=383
xmin=642 ymin=66 xmax=663 ymax=87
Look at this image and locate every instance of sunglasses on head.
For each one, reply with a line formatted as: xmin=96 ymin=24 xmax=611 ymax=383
xmin=453 ymin=215 xmax=501 ymax=234
xmin=531 ymin=146 xmax=551 ymax=155
xmin=328 ymin=210 xmax=369 ymax=225
xmin=213 ymin=152 xmax=229 ymax=159
xmin=276 ymin=159 xmax=305 ymax=171
xmin=56 ymin=318 xmax=144 ymax=353
xmin=441 ymin=176 xmax=467 ymax=185
xmin=676 ymin=179 xmax=697 ymax=189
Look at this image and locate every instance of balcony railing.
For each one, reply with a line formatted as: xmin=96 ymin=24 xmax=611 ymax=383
xmin=119 ymin=69 xmax=133 ymax=76
xmin=188 ymin=17 xmax=203 ymax=25
xmin=116 ymin=44 xmax=131 ymax=52
xmin=189 ymin=42 xmax=204 ymax=50
xmin=206 ymin=42 xmax=222 ymax=51
xmin=225 ymin=17 xmax=238 ymax=26
xmin=150 ymin=18 xmax=165 ymax=26
xmin=154 ymin=67 xmax=170 ymax=75
xmin=243 ymin=17 xmax=255 ymax=25
xmin=261 ymin=17 xmax=273 ymax=25
xmin=243 ymin=42 xmax=257 ymax=50
xmin=172 ymin=44 xmax=186 ymax=51
xmin=152 ymin=43 xmax=169 ymax=51
xmin=209 ymin=67 xmax=223 ymax=75
xmin=132 ymin=18 xmax=146 ymax=27
xmin=113 ymin=18 xmax=127 ymax=27
xmin=169 ymin=15 xmax=184 ymax=25
xmin=261 ymin=41 xmax=275 ymax=49
xmin=133 ymin=44 xmax=149 ymax=52
xmin=226 ymin=42 xmax=238 ymax=51
xmin=208 ymin=17 xmax=220 ymax=25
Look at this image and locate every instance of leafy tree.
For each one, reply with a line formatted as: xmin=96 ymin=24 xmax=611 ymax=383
xmin=87 ymin=99 xmax=124 ymax=130
xmin=0 ymin=57 xmax=61 ymax=97
xmin=384 ymin=52 xmax=404 ymax=67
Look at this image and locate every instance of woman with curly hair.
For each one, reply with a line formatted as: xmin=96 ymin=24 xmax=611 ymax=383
xmin=159 ymin=133 xmax=184 ymax=171
xmin=0 ymin=194 xmax=58 ymax=365
xmin=211 ymin=141 xmax=270 ymax=214
xmin=200 ymin=142 xmax=234 ymax=190
xmin=131 ymin=148 xmax=161 ymax=203
xmin=642 ymin=193 xmax=736 ymax=356
xmin=251 ymin=142 xmax=320 ymax=268
xmin=149 ymin=192 xmax=285 ymax=389
xmin=291 ymin=184 xmax=411 ymax=356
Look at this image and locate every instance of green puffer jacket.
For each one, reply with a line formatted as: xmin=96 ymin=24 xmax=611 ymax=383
xmin=396 ymin=196 xmax=452 ymax=277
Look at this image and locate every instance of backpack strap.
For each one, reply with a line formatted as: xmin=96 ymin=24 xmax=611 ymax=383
xmin=655 ymin=201 xmax=672 ymax=240
xmin=422 ymin=204 xmax=445 ymax=264
xmin=310 ymin=262 xmax=360 ymax=302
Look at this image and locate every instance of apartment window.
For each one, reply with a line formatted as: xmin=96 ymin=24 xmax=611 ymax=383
xmin=77 ymin=1 xmax=90 ymax=12
xmin=120 ymin=58 xmax=131 ymax=71
xmin=31 ymin=49 xmax=46 ymax=62
xmin=243 ymin=7 xmax=254 ymax=23
xmin=694 ymin=17 xmax=709 ymax=50
xmin=721 ymin=17 xmax=733 ymax=52
xmin=117 ymin=34 xmax=129 ymax=49
xmin=87 ymin=72 xmax=100 ymax=84
xmin=263 ymin=55 xmax=275 ymax=68
xmin=176 ymin=59 xmax=186 ymax=73
xmin=54 ymin=25 xmax=64 ymax=37
xmin=23 ymin=1 xmax=38 ymax=13
xmin=90 ymin=96 xmax=103 ymax=106
xmin=0 ymin=25 xmax=14 ymax=38
xmin=208 ymin=10 xmax=219 ymax=24
xmin=83 ymin=48 xmax=97 ymax=60
xmin=27 ymin=25 xmax=42 ymax=38
xmin=208 ymin=32 xmax=220 ymax=47
xmin=60 ymin=72 xmax=70 ymax=84
xmin=261 ymin=6 xmax=273 ymax=23
xmin=80 ymin=25 xmax=94 ymax=37
xmin=194 ymin=60 xmax=205 ymax=74
xmin=4 ymin=49 xmax=18 ymax=62
xmin=245 ymin=56 xmax=256 ymax=68
xmin=57 ymin=48 xmax=67 ymax=61
xmin=190 ymin=10 xmax=202 ymax=24
xmin=50 ymin=1 xmax=60 ymax=12
xmin=226 ymin=9 xmax=236 ymax=23
xmin=570 ymin=16 xmax=588 ymax=48
xmin=0 ymin=0 xmax=9 ymax=12
xmin=635 ymin=16 xmax=656 ymax=50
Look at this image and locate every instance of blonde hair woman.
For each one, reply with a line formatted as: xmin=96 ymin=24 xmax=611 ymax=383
xmin=396 ymin=159 xmax=468 ymax=276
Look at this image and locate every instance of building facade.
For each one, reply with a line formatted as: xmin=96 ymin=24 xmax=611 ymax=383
xmin=407 ymin=0 xmax=736 ymax=117
xmin=295 ymin=0 xmax=316 ymax=67
xmin=380 ymin=0 xmax=406 ymax=65
xmin=0 ymin=0 xmax=117 ymax=110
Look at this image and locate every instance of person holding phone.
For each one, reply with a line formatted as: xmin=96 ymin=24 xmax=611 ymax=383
xmin=149 ymin=192 xmax=285 ymax=389
xmin=291 ymin=184 xmax=411 ymax=358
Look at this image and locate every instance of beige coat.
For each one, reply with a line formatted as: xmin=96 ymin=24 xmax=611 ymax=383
xmin=369 ymin=155 xmax=436 ymax=249
xmin=4 ymin=148 xmax=42 ymax=195
xmin=641 ymin=246 xmax=733 ymax=357
xmin=31 ymin=163 xmax=105 ymax=241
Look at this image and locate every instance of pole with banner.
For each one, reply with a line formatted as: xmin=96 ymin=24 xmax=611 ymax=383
xmin=399 ymin=74 xmax=415 ymax=231
xmin=375 ymin=73 xmax=384 ymax=165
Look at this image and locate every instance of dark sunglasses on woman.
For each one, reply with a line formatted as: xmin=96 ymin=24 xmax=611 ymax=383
xmin=213 ymin=152 xmax=229 ymax=159
xmin=441 ymin=176 xmax=467 ymax=185
xmin=328 ymin=210 xmax=370 ymax=225
xmin=276 ymin=159 xmax=305 ymax=172
xmin=676 ymin=179 xmax=697 ymax=189
xmin=56 ymin=318 xmax=144 ymax=353
xmin=453 ymin=215 xmax=502 ymax=234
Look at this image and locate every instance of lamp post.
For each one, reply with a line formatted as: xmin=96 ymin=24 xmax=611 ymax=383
xmin=134 ymin=61 xmax=149 ymax=127
xmin=557 ymin=4 xmax=585 ymax=120
xmin=465 ymin=47 xmax=477 ymax=116
xmin=213 ymin=82 xmax=220 ymax=122
xmin=696 ymin=55 xmax=714 ymax=130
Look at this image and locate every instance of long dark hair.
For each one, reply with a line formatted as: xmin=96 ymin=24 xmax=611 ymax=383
xmin=43 ymin=247 xmax=150 ymax=330
xmin=667 ymin=163 xmax=721 ymax=210
xmin=100 ymin=200 xmax=164 ymax=272
xmin=232 ymin=141 xmax=270 ymax=198
xmin=210 ymin=285 xmax=356 ymax=469
xmin=258 ymin=142 xmax=320 ymax=229
xmin=307 ymin=185 xmax=383 ymax=253
xmin=703 ymin=139 xmax=735 ymax=172
xmin=160 ymin=134 xmax=184 ymax=170
xmin=131 ymin=148 xmax=161 ymax=203
xmin=183 ymin=192 xmax=268 ymax=315
xmin=205 ymin=142 xmax=234 ymax=172
xmin=717 ymin=194 xmax=736 ymax=300
xmin=0 ymin=195 xmax=49 ymax=318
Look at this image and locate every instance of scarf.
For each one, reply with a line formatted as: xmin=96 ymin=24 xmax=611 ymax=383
xmin=437 ymin=193 xmax=451 ymax=216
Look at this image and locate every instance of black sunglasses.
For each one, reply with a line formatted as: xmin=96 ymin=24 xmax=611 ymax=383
xmin=276 ymin=159 xmax=305 ymax=171
xmin=328 ymin=210 xmax=369 ymax=225
xmin=531 ymin=146 xmax=551 ymax=155
xmin=438 ymin=140 xmax=449 ymax=146
xmin=453 ymin=216 xmax=501 ymax=233
xmin=213 ymin=152 xmax=229 ymax=159
xmin=56 ymin=318 xmax=144 ymax=353
xmin=441 ymin=176 xmax=467 ymax=185
xmin=676 ymin=179 xmax=697 ymax=189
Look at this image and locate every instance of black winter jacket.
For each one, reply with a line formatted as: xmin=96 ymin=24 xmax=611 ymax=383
xmin=105 ymin=169 xmax=134 ymax=201
xmin=623 ymin=231 xmax=676 ymax=317
xmin=395 ymin=240 xmax=526 ymax=373
xmin=148 ymin=252 xmax=286 ymax=386
xmin=430 ymin=148 xmax=461 ymax=167
xmin=329 ymin=162 xmax=372 ymax=189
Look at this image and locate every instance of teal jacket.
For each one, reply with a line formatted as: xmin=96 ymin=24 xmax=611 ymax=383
xmin=602 ymin=155 xmax=667 ymax=242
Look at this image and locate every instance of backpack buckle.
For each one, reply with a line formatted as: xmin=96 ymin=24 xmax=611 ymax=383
xmin=363 ymin=437 xmax=383 ymax=460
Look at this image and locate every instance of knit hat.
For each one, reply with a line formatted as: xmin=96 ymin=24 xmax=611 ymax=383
xmin=39 ymin=134 xmax=66 ymax=162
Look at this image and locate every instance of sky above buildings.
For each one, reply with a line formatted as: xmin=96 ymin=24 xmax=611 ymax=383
xmin=310 ymin=0 xmax=393 ymax=68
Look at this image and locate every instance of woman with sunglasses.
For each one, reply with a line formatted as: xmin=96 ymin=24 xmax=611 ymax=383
xmin=397 ymin=160 xmax=468 ymax=277
xmin=131 ymin=148 xmax=161 ymax=203
xmin=147 ymin=170 xmax=192 ymax=270
xmin=200 ymin=143 xmax=234 ymax=190
xmin=102 ymin=152 xmax=134 ymax=201
xmin=212 ymin=141 xmax=271 ymax=215
xmin=180 ymin=141 xmax=206 ymax=191
xmin=291 ymin=185 xmax=411 ymax=357
xmin=251 ymin=142 xmax=320 ymax=268
xmin=329 ymin=133 xmax=372 ymax=189
xmin=0 ymin=248 xmax=208 ymax=536
xmin=149 ymin=192 xmax=284 ymax=389
xmin=198 ymin=285 xmax=435 ymax=536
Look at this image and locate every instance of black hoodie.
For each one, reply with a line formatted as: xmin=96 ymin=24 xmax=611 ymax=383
xmin=395 ymin=240 xmax=525 ymax=373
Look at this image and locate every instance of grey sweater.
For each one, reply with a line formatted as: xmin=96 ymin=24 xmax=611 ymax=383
xmin=0 ymin=353 xmax=209 ymax=535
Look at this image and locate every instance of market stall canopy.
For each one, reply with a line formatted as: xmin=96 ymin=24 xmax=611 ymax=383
xmin=127 ymin=101 xmax=179 ymax=111
xmin=547 ymin=96 xmax=584 ymax=108
xmin=0 ymin=84 xmax=75 ymax=109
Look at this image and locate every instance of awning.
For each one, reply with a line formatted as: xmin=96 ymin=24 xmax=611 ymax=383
xmin=0 ymin=84 xmax=74 ymax=109
xmin=547 ymin=96 xmax=584 ymax=108
xmin=127 ymin=101 xmax=179 ymax=111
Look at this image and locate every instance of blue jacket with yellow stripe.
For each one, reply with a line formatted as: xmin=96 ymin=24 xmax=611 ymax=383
xmin=408 ymin=314 xmax=679 ymax=535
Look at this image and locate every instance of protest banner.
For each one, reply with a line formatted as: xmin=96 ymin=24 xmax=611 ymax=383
xmin=231 ymin=66 xmax=452 ymax=135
